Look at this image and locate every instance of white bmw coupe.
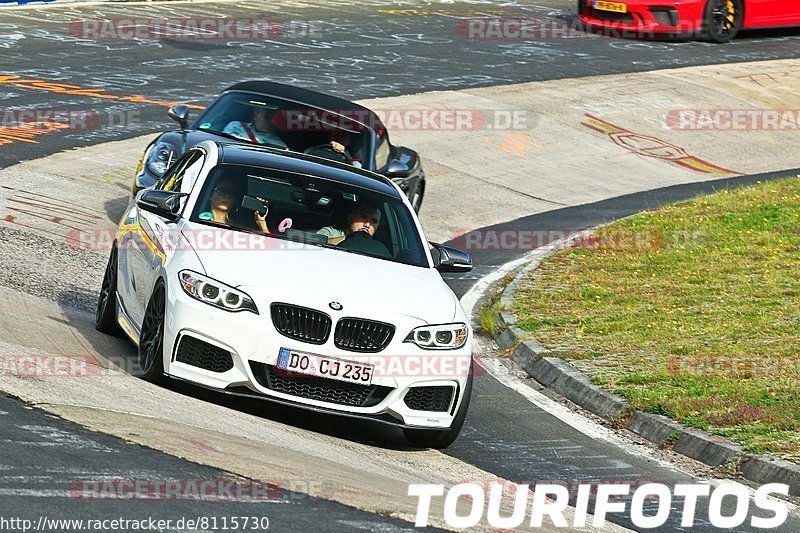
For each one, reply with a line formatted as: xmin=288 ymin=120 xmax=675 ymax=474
xmin=96 ymin=140 xmax=474 ymax=448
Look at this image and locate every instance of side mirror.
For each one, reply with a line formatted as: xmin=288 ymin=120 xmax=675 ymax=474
xmin=430 ymin=242 xmax=473 ymax=273
xmin=168 ymin=105 xmax=189 ymax=129
xmin=385 ymin=158 xmax=411 ymax=178
xmin=137 ymin=189 xmax=187 ymax=221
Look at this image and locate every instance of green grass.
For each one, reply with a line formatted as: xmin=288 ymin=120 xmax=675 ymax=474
xmin=513 ymin=178 xmax=800 ymax=462
xmin=477 ymin=273 xmax=514 ymax=338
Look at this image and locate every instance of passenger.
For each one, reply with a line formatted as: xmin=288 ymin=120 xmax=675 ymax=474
xmin=200 ymin=176 xmax=270 ymax=234
xmin=223 ymin=107 xmax=288 ymax=149
xmin=317 ymin=202 xmax=381 ymax=245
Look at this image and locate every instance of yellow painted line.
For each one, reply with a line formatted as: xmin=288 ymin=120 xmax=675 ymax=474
xmin=0 ymin=75 xmax=204 ymax=110
xmin=0 ymin=121 xmax=72 ymax=146
xmin=0 ymin=75 xmax=203 ymax=148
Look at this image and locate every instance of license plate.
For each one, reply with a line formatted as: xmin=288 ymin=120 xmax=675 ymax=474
xmin=595 ymin=1 xmax=627 ymax=13
xmin=277 ymin=348 xmax=373 ymax=386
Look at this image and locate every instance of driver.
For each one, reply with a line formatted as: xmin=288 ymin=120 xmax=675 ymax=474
xmin=305 ymin=130 xmax=362 ymax=168
xmin=317 ymin=202 xmax=381 ymax=245
xmin=223 ymin=107 xmax=288 ymax=149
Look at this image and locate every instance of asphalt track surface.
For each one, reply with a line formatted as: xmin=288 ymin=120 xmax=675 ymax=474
xmin=2 ymin=1 xmax=800 ymax=531
xmin=2 ymin=0 xmax=800 ymax=165
xmin=0 ymin=393 xmax=440 ymax=532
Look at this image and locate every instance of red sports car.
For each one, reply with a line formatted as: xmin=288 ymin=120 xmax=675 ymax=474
xmin=578 ymin=0 xmax=800 ymax=43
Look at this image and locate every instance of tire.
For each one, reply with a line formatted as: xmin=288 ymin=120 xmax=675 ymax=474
xmin=705 ymin=0 xmax=743 ymax=43
xmin=403 ymin=362 xmax=473 ymax=449
xmin=135 ymin=281 xmax=168 ymax=384
xmin=95 ymin=246 xmax=122 ymax=336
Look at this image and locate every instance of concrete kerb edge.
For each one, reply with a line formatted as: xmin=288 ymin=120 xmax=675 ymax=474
xmin=492 ymin=228 xmax=800 ymax=495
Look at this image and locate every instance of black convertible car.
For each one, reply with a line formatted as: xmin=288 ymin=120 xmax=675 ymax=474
xmin=133 ymin=81 xmax=426 ymax=211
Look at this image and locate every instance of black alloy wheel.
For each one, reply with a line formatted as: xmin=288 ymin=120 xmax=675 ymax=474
xmin=706 ymin=0 xmax=744 ymax=43
xmin=95 ymin=245 xmax=122 ymax=336
xmin=136 ymin=281 xmax=168 ymax=384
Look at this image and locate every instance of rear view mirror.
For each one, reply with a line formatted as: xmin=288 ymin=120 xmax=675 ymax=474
xmin=385 ymin=159 xmax=411 ymax=178
xmin=168 ymin=105 xmax=189 ymax=129
xmin=137 ymin=189 xmax=187 ymax=221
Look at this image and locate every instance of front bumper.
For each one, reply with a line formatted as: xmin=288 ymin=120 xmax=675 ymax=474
xmin=162 ymin=286 xmax=472 ymax=430
xmin=578 ymin=0 xmax=705 ymax=36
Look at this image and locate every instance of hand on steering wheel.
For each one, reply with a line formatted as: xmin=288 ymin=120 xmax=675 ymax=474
xmin=304 ymin=142 xmax=353 ymax=165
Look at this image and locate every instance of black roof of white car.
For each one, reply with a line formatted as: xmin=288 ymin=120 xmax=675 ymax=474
xmin=216 ymin=142 xmax=401 ymax=197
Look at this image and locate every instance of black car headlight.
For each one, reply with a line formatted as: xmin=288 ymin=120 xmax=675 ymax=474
xmin=404 ymin=323 xmax=468 ymax=350
xmin=146 ymin=142 xmax=177 ymax=177
xmin=178 ymin=270 xmax=258 ymax=314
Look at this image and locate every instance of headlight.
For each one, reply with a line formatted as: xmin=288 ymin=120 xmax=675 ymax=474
xmin=404 ymin=323 xmax=468 ymax=350
xmin=178 ymin=270 xmax=258 ymax=314
xmin=146 ymin=142 xmax=177 ymax=177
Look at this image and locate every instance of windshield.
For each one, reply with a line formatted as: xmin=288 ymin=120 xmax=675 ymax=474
xmin=190 ymin=164 xmax=428 ymax=268
xmin=193 ymin=91 xmax=372 ymax=169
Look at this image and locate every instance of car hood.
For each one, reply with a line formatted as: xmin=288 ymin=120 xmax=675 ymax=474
xmin=183 ymin=226 xmax=457 ymax=323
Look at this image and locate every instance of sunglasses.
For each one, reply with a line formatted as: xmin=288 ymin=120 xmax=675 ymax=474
xmin=212 ymin=185 xmax=241 ymax=197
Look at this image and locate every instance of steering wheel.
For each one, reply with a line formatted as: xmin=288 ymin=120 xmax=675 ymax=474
xmin=304 ymin=143 xmax=353 ymax=165
xmin=340 ymin=230 xmax=391 ymax=258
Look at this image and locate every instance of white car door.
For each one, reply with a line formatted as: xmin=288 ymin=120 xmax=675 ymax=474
xmin=126 ymin=150 xmax=205 ymax=329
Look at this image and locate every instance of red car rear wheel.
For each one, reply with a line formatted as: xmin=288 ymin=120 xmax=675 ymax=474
xmin=705 ymin=0 xmax=744 ymax=43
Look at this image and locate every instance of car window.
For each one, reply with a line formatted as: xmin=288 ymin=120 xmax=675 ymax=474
xmin=190 ymin=164 xmax=428 ymax=267
xmin=374 ymin=132 xmax=391 ymax=171
xmin=192 ymin=91 xmax=371 ymax=162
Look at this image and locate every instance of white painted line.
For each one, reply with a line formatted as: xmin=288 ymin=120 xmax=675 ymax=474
xmin=336 ymin=521 xmax=416 ymax=532
xmin=474 ymin=357 xmax=656 ymax=455
xmin=19 ymin=425 xmax=115 ymax=453
xmin=0 ymin=488 xmax=72 ymax=498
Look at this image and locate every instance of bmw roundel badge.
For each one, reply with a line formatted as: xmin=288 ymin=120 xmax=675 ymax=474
xmin=329 ymin=301 xmax=343 ymax=311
